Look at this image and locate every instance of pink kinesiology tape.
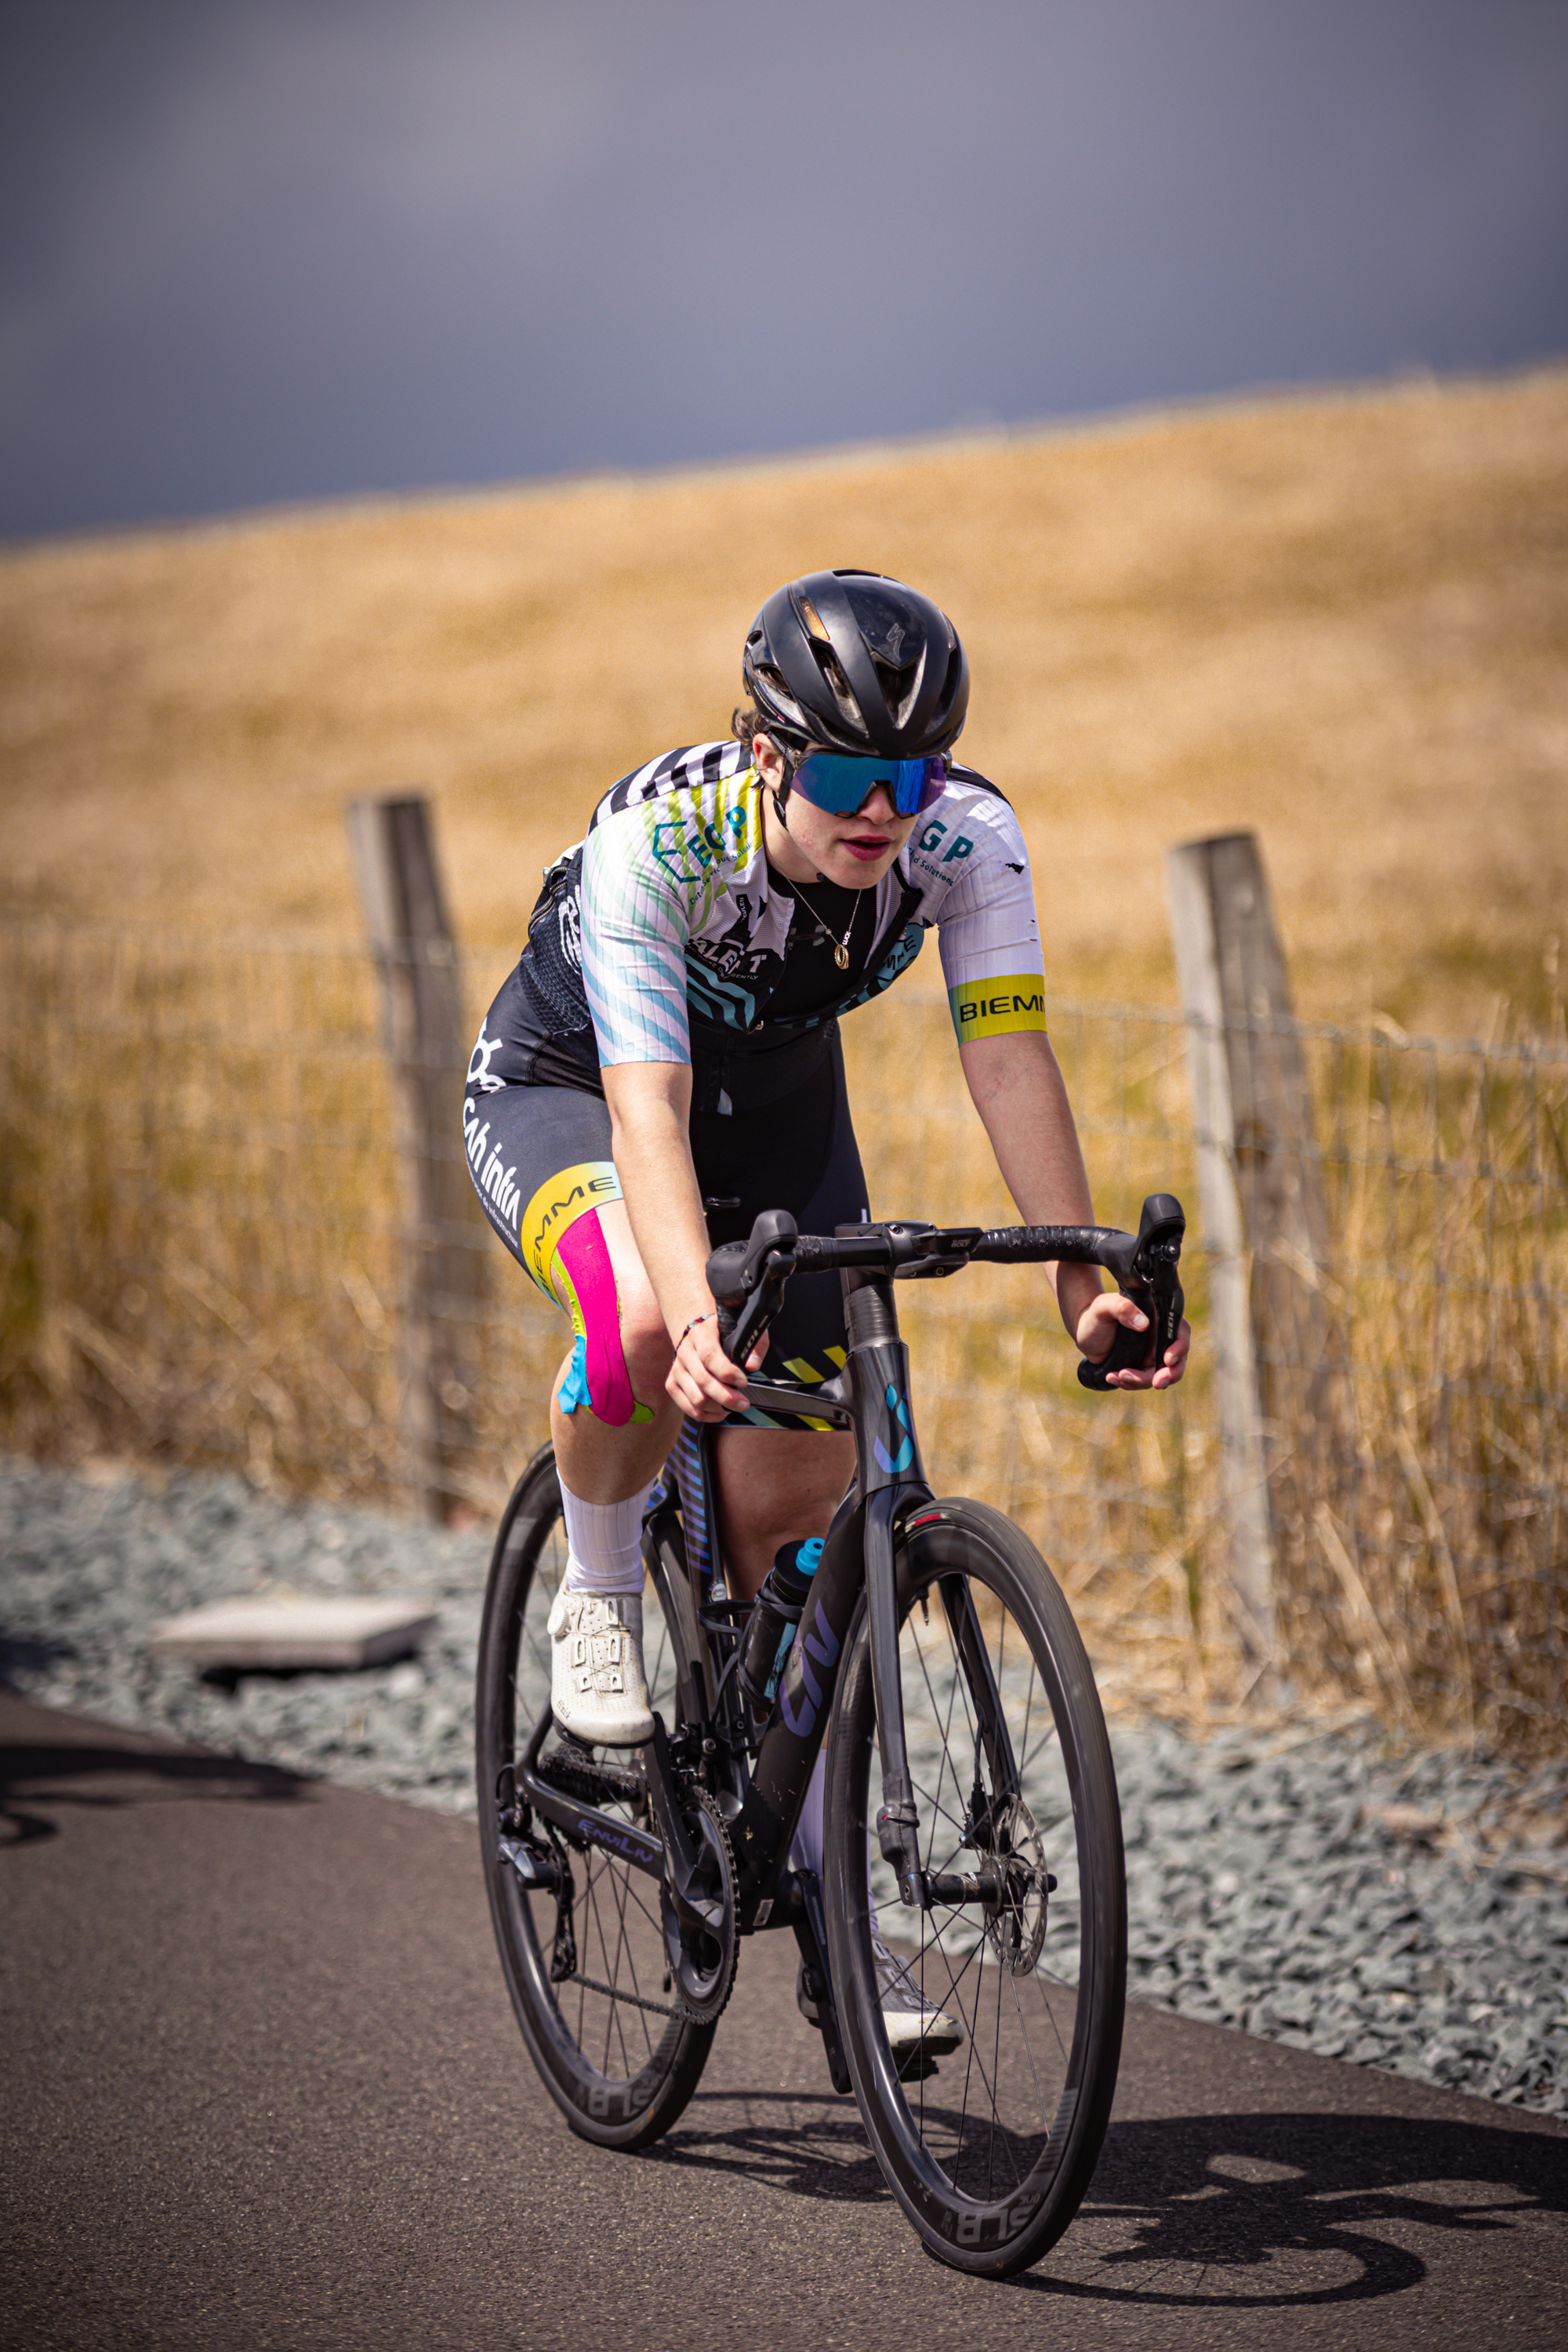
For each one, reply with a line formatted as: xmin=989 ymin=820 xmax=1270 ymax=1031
xmin=554 ymin=1210 xmax=642 ymax=1427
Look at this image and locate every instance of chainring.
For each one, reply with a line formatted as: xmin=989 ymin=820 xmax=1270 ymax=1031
xmin=660 ymin=1786 xmax=739 ymax=2025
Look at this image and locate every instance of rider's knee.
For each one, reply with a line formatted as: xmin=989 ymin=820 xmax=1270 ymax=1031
xmin=619 ymin=1308 xmax=674 ymax=1404
xmin=553 ymin=1247 xmax=668 ymax=1429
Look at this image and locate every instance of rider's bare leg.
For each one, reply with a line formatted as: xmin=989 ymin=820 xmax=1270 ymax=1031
xmin=550 ymin=1202 xmax=853 ymax=1574
xmin=548 ymin=1200 xmax=679 ymax=1506
xmin=713 ymin=1425 xmax=856 ymax=1602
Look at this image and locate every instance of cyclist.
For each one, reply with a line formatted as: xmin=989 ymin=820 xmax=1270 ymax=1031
xmin=465 ymin=569 xmax=1189 ymax=2045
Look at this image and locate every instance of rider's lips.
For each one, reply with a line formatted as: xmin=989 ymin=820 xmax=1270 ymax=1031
xmin=843 ymin=831 xmax=892 ymax=862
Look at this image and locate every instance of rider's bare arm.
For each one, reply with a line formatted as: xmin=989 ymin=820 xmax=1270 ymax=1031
xmin=958 ymin=1028 xmax=1189 ymax=1390
xmin=601 ymin=1061 xmax=761 ymax=1421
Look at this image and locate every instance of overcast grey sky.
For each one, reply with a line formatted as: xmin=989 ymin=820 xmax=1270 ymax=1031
xmin=2 ymin=0 xmax=1565 ymax=541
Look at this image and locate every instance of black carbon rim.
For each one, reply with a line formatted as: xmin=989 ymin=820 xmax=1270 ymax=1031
xmin=825 ymin=1501 xmax=1127 ymax=2274
xmin=474 ymin=1450 xmax=717 ymax=2150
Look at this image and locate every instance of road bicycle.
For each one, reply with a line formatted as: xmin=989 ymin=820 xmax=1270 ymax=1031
xmin=474 ymin=1192 xmax=1185 ymax=2275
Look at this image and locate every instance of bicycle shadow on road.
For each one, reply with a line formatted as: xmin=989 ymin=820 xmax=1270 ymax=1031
xmin=648 ymin=2092 xmax=1566 ymax=2306
xmin=1 ymin=1731 xmax=309 ymax=1846
xmin=1027 ymin=2107 xmax=1568 ymax=2307
xmin=647 ymin=2087 xmax=890 ymax=2207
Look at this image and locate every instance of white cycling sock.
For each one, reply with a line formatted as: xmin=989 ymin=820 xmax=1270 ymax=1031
xmin=560 ymin=1478 xmax=653 ymax=1595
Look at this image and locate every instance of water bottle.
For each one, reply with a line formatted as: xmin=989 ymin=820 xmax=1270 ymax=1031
xmin=738 ymin=1538 xmax=824 ymax=1715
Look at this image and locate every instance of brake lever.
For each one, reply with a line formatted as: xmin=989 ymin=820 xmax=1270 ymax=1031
xmin=722 ymin=1272 xmax=786 ymax=1368
xmin=1077 ymin=1192 xmax=1186 ymax=1392
xmin=706 ymin=1209 xmax=801 ymax=1368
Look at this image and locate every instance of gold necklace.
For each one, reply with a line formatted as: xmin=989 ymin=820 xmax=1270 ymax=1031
xmin=789 ymin=874 xmax=864 ymax=971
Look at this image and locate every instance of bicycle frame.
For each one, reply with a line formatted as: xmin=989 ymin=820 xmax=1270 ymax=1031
xmin=510 ymin=1194 xmax=1184 ymax=1950
xmin=509 ymin=1243 xmax=935 ymax=1921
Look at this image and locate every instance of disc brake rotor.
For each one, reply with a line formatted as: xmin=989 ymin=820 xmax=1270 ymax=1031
xmin=983 ymin=1794 xmax=1049 ymax=1974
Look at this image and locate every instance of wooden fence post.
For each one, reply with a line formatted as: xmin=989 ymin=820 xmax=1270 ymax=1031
xmin=347 ymin=796 xmax=481 ymax=1521
xmin=1167 ymin=831 xmax=1338 ymax=1686
xmin=1164 ymin=837 xmax=1270 ymax=1673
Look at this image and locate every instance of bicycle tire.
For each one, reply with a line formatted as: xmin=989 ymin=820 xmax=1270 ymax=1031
xmin=474 ymin=1445 xmax=718 ymax=2151
xmin=822 ymin=1498 xmax=1126 ymax=2275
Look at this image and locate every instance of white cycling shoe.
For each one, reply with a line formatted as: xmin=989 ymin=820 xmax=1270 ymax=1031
xmin=798 ymin=1933 xmax=965 ymax=2059
xmin=547 ymin=1588 xmax=654 ymax=1748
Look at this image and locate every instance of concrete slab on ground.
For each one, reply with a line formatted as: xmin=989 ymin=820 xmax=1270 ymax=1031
xmin=2 ymin=1692 xmax=1565 ymax=2352
xmin=147 ymin=1591 xmax=436 ymax=1670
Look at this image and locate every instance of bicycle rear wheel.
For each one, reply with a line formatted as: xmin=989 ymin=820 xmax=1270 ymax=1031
xmin=823 ymin=1498 xmax=1126 ymax=2274
xmin=475 ymin=1446 xmax=717 ymax=2150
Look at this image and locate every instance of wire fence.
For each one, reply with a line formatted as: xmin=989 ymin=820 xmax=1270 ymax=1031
xmin=1 ymin=911 xmax=1563 ymax=1751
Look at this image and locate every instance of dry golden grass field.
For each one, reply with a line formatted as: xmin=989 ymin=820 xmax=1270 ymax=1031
xmin=3 ymin=372 xmax=1566 ymax=1744
xmin=3 ymin=368 xmax=1566 ymax=1034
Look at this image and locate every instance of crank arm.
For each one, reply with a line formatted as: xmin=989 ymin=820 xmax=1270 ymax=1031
xmin=517 ymin=1763 xmax=666 ymax=1881
xmin=517 ymin=1703 xmax=666 ymax=1884
xmin=792 ymin=1870 xmax=852 ymax=2096
xmin=642 ymin=1715 xmax=724 ymax=1929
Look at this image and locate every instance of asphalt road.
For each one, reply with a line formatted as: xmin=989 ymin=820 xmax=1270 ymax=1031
xmin=4 ymin=1691 xmax=1566 ymax=2352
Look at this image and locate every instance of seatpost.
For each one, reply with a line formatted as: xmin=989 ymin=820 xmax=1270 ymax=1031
xmin=840 ymin=1249 xmax=928 ymax=1907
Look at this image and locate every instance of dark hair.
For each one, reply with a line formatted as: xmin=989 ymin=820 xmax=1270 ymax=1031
xmin=731 ymin=705 xmax=800 ymax=775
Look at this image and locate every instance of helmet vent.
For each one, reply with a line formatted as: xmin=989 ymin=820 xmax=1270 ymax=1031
xmin=745 ymin=569 xmax=967 ymax=758
xmin=810 ymin=641 xmax=863 ymax=728
xmin=872 ymin=649 xmax=924 ymax=728
xmin=751 ymin=662 xmax=808 ymax=731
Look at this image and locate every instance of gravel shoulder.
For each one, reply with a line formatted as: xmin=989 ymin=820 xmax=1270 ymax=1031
xmin=3 ymin=1454 xmax=1564 ymax=2119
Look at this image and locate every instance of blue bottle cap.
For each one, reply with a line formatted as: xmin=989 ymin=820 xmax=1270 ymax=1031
xmin=795 ymin=1539 xmax=824 ymax=1576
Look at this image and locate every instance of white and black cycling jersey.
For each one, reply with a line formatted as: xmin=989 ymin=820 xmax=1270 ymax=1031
xmin=470 ymin=740 xmax=1047 ymax=1112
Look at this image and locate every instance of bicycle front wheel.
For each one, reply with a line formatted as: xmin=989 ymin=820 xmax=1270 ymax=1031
xmin=823 ymin=1498 xmax=1126 ymax=2275
xmin=474 ymin=1445 xmax=717 ymax=2151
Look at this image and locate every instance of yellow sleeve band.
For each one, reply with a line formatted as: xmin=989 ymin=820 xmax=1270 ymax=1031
xmin=948 ymin=975 xmax=1049 ymax=1044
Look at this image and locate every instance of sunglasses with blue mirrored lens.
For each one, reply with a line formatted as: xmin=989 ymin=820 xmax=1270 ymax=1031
xmin=789 ymin=750 xmax=949 ymax=818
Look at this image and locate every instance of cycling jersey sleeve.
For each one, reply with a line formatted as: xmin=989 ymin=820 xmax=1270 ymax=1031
xmin=579 ymin=811 xmax=695 ymax=1066
xmin=928 ymin=796 xmax=1048 ymax=1046
xmin=579 ymin=774 xmax=762 ymax=1066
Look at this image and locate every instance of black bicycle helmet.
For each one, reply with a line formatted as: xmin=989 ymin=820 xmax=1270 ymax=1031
xmin=741 ymin=569 xmax=969 ymax=763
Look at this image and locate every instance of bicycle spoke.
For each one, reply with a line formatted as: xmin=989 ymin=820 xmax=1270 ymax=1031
xmin=1018 ymin=1718 xmax=1063 ymax=1784
xmin=584 ymin=1847 xmax=643 ymax=2080
xmin=908 ymin=1773 xmax=971 ymax=1849
xmin=839 ymin=1518 xmax=1123 ymax=2264
xmin=917 ymin=1915 xmax=987 ymax=2035
xmin=478 ymin=1461 xmax=710 ymax=2154
xmin=987 ymin=1939 xmax=1007 ymax=2200
xmin=1009 ymin=1959 xmax=1065 ymax=2098
xmin=1018 ymin=1658 xmax=1036 ymax=1773
xmin=604 ymin=1849 xmax=656 ymax=2067
xmin=914 ymin=1632 xmax=964 ymax=1874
